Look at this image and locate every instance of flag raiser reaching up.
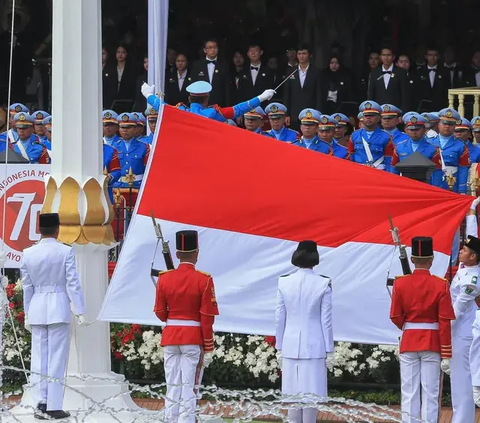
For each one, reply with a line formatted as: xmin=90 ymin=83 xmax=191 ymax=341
xmin=99 ymin=104 xmax=473 ymax=345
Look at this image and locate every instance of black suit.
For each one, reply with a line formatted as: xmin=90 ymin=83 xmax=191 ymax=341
xmin=368 ymin=66 xmax=409 ymax=111
xmin=191 ymin=58 xmax=230 ymax=106
xmin=165 ymin=70 xmax=191 ymax=106
xmin=413 ymin=66 xmax=451 ymax=112
xmin=462 ymin=66 xmax=480 ymax=88
xmin=283 ymin=65 xmax=322 ymax=129
xmin=441 ymin=63 xmax=463 ymax=88
xmin=237 ymin=63 xmax=274 ymax=105
xmin=102 ymin=62 xmax=117 ymax=109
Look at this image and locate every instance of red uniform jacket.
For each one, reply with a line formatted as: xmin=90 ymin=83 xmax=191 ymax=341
xmin=390 ymin=269 xmax=455 ymax=358
xmin=154 ymin=262 xmax=219 ymax=352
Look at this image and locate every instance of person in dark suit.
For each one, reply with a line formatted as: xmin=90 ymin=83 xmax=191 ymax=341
xmin=283 ymin=43 xmax=322 ymax=130
xmin=413 ymin=48 xmax=451 ymax=112
xmin=462 ymin=51 xmax=480 ymax=88
xmin=237 ymin=43 xmax=275 ymax=106
xmin=165 ymin=53 xmax=191 ymax=106
xmin=113 ymin=45 xmax=139 ymax=107
xmin=441 ymin=46 xmax=463 ymax=88
xmin=102 ymin=47 xmax=117 ymax=109
xmin=133 ymin=54 xmax=148 ymax=112
xmin=396 ymin=54 xmax=416 ymax=111
xmin=368 ymin=47 xmax=409 ymax=112
xmin=320 ymin=55 xmax=353 ymax=114
xmin=191 ymin=38 xmax=230 ymax=106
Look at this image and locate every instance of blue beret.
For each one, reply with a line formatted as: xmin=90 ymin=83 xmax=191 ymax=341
xmin=357 ymin=112 xmax=364 ymax=120
xmin=9 ymin=103 xmax=29 ymax=114
xmin=244 ymin=107 xmax=265 ymax=119
xmin=145 ymin=108 xmax=158 ymax=120
xmin=471 ymin=116 xmax=480 ymax=131
xmin=265 ymin=102 xmax=287 ymax=117
xmin=132 ymin=112 xmax=147 ymax=125
xmin=298 ymin=108 xmax=321 ymax=124
xmin=331 ymin=113 xmax=349 ymax=126
xmin=117 ymin=112 xmax=138 ymax=126
xmin=42 ymin=116 xmax=52 ymax=128
xmin=318 ymin=114 xmax=337 ymax=129
xmin=14 ymin=112 xmax=34 ymax=127
xmin=186 ymin=81 xmax=212 ymax=95
xmin=438 ymin=108 xmax=460 ymax=123
xmin=455 ymin=117 xmax=472 ymax=130
xmin=32 ymin=110 xmax=50 ymax=123
xmin=403 ymin=112 xmax=426 ymax=129
xmin=421 ymin=112 xmax=439 ymax=123
xmin=103 ymin=110 xmax=119 ymax=123
xmin=359 ymin=100 xmax=381 ymax=114
xmin=381 ymin=104 xmax=402 ymax=116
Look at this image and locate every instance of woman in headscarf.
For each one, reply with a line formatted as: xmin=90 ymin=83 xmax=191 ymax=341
xmin=320 ymin=55 xmax=353 ymax=114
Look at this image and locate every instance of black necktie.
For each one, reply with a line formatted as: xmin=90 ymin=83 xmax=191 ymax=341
xmin=207 ymin=60 xmax=216 ymax=65
xmin=251 ymin=66 xmax=259 ymax=71
xmin=445 ymin=66 xmax=454 ymax=70
xmin=429 ymin=68 xmax=436 ymax=73
xmin=382 ymin=71 xmax=392 ymax=75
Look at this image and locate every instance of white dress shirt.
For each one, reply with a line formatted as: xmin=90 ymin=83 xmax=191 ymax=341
xmin=298 ymin=65 xmax=309 ymax=88
xmin=177 ymin=71 xmax=187 ymax=91
xmin=382 ymin=64 xmax=394 ymax=89
xmin=250 ymin=62 xmax=261 ymax=85
xmin=428 ymin=66 xmax=437 ymax=87
xmin=206 ymin=57 xmax=217 ymax=84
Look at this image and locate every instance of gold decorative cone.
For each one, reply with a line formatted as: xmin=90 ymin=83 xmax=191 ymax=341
xmin=58 ymin=177 xmax=82 ymax=244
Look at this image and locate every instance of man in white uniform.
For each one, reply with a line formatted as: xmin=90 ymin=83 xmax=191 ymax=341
xmin=21 ymin=213 xmax=86 ymax=420
xmin=442 ymin=197 xmax=480 ymax=423
xmin=275 ymin=240 xmax=334 ymax=423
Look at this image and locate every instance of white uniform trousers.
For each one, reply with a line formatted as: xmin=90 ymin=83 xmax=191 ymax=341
xmin=30 ymin=323 xmax=70 ymax=411
xmin=470 ymin=314 xmax=480 ymax=386
xmin=281 ymin=358 xmax=325 ymax=423
xmin=400 ymin=351 xmax=441 ymax=423
xmin=451 ymin=337 xmax=475 ymax=423
xmin=163 ymin=345 xmax=203 ymax=423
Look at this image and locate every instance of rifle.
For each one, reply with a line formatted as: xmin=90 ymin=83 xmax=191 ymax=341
xmin=386 ymin=214 xmax=412 ymax=295
xmin=150 ymin=212 xmax=174 ymax=285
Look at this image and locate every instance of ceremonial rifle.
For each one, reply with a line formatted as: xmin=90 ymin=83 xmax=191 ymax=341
xmin=150 ymin=212 xmax=175 ymax=286
xmin=386 ymin=214 xmax=412 ymax=296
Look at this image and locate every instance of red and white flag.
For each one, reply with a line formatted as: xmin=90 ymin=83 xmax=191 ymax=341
xmin=99 ymin=106 xmax=472 ymax=345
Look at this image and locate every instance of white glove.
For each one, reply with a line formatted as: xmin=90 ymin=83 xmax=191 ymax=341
xmin=276 ymin=350 xmax=282 ymax=370
xmin=440 ymin=358 xmax=451 ymax=375
xmin=0 ymin=250 xmax=7 ymax=268
xmin=472 ymin=197 xmax=480 ymax=210
xmin=258 ymin=89 xmax=276 ymax=102
xmin=203 ymin=352 xmax=213 ymax=368
xmin=24 ymin=315 xmax=32 ymax=333
xmin=326 ymin=352 xmax=335 ymax=371
xmin=141 ymin=83 xmax=155 ymax=99
xmin=76 ymin=314 xmax=86 ymax=326
xmin=474 ymin=386 xmax=480 ymax=407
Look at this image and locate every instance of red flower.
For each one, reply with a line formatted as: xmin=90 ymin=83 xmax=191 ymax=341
xmin=8 ymin=302 xmax=14 ymax=310
xmin=114 ymin=351 xmax=124 ymax=360
xmin=131 ymin=324 xmax=141 ymax=333
xmin=6 ymin=284 xmax=15 ymax=299
xmin=265 ymin=336 xmax=276 ymax=347
xmin=16 ymin=311 xmax=25 ymax=324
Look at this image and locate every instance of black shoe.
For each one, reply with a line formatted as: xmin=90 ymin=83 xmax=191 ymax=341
xmin=45 ymin=410 xmax=71 ymax=419
xmin=34 ymin=403 xmax=47 ymax=420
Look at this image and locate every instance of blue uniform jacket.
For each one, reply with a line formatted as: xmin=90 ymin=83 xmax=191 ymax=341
xmin=139 ymin=134 xmax=154 ymax=144
xmin=147 ymin=95 xmax=261 ymax=123
xmin=268 ymin=126 xmax=300 ymax=142
xmin=113 ymin=138 xmax=150 ymax=189
xmin=41 ymin=139 xmax=51 ymax=150
xmin=0 ymin=129 xmax=18 ymax=143
xmin=348 ymin=127 xmax=393 ymax=170
xmin=429 ymin=135 xmax=470 ymax=193
xmin=251 ymin=128 xmax=273 ymax=138
xmin=291 ymin=135 xmax=333 ymax=155
xmin=12 ymin=135 xmax=50 ymax=163
xmin=389 ymin=129 xmax=410 ymax=146
xmin=467 ymin=141 xmax=480 ymax=163
xmin=389 ymin=137 xmax=442 ymax=187
xmin=103 ymin=144 xmax=121 ymax=203
xmin=332 ymin=140 xmax=350 ymax=159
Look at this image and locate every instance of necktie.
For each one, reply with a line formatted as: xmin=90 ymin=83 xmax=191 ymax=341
xmin=382 ymin=71 xmax=392 ymax=75
xmin=251 ymin=66 xmax=259 ymax=71
xmin=207 ymin=60 xmax=216 ymax=65
xmin=429 ymin=68 xmax=436 ymax=73
xmin=445 ymin=66 xmax=454 ymax=70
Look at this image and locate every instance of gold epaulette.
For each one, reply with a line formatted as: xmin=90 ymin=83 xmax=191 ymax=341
xmin=394 ymin=275 xmax=409 ymax=279
xmin=196 ymin=269 xmax=211 ymax=277
xmin=158 ymin=269 xmax=174 ymax=276
xmin=432 ymin=275 xmax=448 ymax=282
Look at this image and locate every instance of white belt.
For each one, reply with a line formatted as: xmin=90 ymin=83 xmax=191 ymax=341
xmin=34 ymin=286 xmax=67 ymax=293
xmin=403 ymin=322 xmax=439 ymax=330
xmin=166 ymin=319 xmax=201 ymax=327
xmin=444 ymin=166 xmax=458 ymax=175
xmin=120 ymin=174 xmax=144 ymax=183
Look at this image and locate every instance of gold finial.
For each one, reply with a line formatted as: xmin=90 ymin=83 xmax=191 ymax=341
xmin=113 ymin=188 xmax=122 ymax=209
xmin=446 ymin=172 xmax=456 ymax=190
xmin=124 ymin=167 xmax=136 ymax=187
xmin=103 ymin=165 xmax=110 ymax=181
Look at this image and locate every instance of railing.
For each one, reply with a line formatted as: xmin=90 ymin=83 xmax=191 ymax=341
xmin=448 ymin=87 xmax=480 ymax=117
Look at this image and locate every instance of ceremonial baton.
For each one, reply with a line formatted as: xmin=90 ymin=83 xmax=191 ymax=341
xmin=274 ymin=68 xmax=298 ymax=92
xmin=150 ymin=212 xmax=163 ymax=287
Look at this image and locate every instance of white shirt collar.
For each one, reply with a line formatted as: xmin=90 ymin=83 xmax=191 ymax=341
xmin=382 ymin=64 xmax=394 ymax=72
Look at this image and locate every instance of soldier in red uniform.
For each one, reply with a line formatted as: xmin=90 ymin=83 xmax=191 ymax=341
xmin=154 ymin=230 xmax=219 ymax=423
xmin=390 ymin=236 xmax=456 ymax=423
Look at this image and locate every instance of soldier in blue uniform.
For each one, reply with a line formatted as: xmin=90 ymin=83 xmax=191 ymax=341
xmin=357 ymin=112 xmax=364 ymax=129
xmin=380 ymin=104 xmax=409 ymax=145
xmin=348 ymin=101 xmax=394 ymax=170
xmin=12 ymin=113 xmax=50 ymax=163
xmin=243 ymin=107 xmax=272 ymax=137
xmin=32 ymin=111 xmax=50 ymax=145
xmin=42 ymin=116 xmax=52 ymax=150
xmin=264 ymin=103 xmax=300 ymax=142
xmin=316 ymin=114 xmax=349 ymax=159
xmin=102 ymin=110 xmax=121 ymax=146
xmin=389 ymin=113 xmax=442 ymax=187
xmin=0 ymin=103 xmax=30 ymax=144
xmin=113 ymin=113 xmax=150 ymax=189
xmin=455 ymin=118 xmax=480 ymax=163
xmin=141 ymin=81 xmax=275 ymax=123
xmin=331 ymin=113 xmax=349 ymax=146
xmin=132 ymin=112 xmax=149 ymax=143
xmin=422 ymin=112 xmax=439 ymax=139
xmin=429 ymin=108 xmax=469 ymax=193
xmin=290 ymin=109 xmax=332 ymax=155
xmin=472 ymin=116 xmax=480 ymax=145
xmin=103 ymin=142 xmax=121 ymax=203
xmin=143 ymin=108 xmax=158 ymax=145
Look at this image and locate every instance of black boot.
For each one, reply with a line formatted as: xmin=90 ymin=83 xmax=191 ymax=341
xmin=34 ymin=403 xmax=47 ymax=420
xmin=45 ymin=410 xmax=71 ymax=419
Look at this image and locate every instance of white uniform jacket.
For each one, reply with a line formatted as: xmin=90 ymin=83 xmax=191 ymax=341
xmin=21 ymin=238 xmax=86 ymax=325
xmin=451 ymin=265 xmax=480 ymax=338
xmin=275 ymin=268 xmax=333 ymax=359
